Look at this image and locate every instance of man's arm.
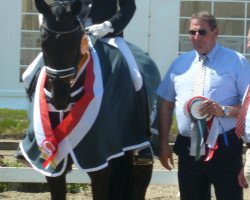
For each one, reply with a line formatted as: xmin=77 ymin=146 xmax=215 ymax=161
xmin=158 ymin=99 xmax=175 ymax=170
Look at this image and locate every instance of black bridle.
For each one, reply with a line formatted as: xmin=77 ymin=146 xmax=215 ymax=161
xmin=42 ymin=17 xmax=84 ymax=79
xmin=45 ymin=66 xmax=78 ymax=79
xmin=41 ymin=1 xmax=85 ymax=79
xmin=41 ymin=19 xmax=83 ymax=36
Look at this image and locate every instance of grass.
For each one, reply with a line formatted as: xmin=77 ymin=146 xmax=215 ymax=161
xmin=0 ymin=108 xmax=178 ymax=139
xmin=0 ymin=109 xmax=28 ymax=137
xmin=0 ymin=109 xmax=178 ymax=138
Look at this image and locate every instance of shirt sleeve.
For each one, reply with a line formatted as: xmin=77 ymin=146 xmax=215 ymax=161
xmin=109 ymin=0 xmax=136 ymax=35
xmin=156 ymin=63 xmax=176 ymax=103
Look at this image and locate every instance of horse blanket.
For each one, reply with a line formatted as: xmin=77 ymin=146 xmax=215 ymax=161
xmin=20 ymin=37 xmax=160 ymax=176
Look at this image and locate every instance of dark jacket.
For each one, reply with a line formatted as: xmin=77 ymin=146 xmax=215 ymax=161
xmin=88 ymin=0 xmax=136 ymax=37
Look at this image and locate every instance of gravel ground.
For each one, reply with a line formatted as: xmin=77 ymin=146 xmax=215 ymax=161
xmin=1 ymin=183 xmax=250 ymax=200
xmin=0 ymin=184 xmax=180 ymax=200
xmin=1 ymin=150 xmax=250 ymax=199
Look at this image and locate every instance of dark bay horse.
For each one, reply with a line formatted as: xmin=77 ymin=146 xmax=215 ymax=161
xmin=20 ymin=0 xmax=161 ymax=199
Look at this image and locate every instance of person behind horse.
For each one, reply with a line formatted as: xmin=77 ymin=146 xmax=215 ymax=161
xmin=83 ymin=0 xmax=154 ymax=199
xmin=237 ymin=27 xmax=250 ymax=189
xmin=84 ymin=0 xmax=143 ymax=91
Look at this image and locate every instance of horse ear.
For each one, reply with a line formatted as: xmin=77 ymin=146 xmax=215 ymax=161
xmin=71 ymin=0 xmax=83 ymax=16
xmin=35 ymin=0 xmax=51 ymax=15
xmin=78 ymin=0 xmax=92 ymax=21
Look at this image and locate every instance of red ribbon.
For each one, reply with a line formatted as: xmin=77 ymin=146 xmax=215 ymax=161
xmin=39 ymin=55 xmax=95 ymax=168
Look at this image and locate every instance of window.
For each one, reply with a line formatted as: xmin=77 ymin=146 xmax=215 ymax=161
xmin=20 ymin=0 xmax=40 ymax=81
xmin=20 ymin=0 xmax=54 ymax=81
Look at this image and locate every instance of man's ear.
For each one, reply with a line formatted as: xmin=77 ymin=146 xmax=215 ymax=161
xmin=214 ymin=27 xmax=219 ymax=37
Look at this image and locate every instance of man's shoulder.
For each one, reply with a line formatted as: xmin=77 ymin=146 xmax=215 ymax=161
xmin=218 ymin=44 xmax=245 ymax=59
xmin=216 ymin=44 xmax=249 ymax=68
xmin=173 ymin=50 xmax=196 ymax=64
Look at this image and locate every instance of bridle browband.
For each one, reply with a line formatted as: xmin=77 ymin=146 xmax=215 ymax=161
xmin=41 ymin=15 xmax=84 ymax=36
xmin=41 ymin=21 xmax=82 ymax=36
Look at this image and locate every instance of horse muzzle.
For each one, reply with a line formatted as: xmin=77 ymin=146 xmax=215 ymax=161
xmin=50 ymin=79 xmax=72 ymax=110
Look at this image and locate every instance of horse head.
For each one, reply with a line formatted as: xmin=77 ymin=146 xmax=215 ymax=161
xmin=35 ymin=0 xmax=92 ymax=110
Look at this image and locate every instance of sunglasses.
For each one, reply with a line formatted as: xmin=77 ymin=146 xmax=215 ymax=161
xmin=188 ymin=29 xmax=207 ymax=36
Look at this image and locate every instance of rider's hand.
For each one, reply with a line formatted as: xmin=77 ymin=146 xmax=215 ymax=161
xmin=87 ymin=21 xmax=114 ymax=39
xmin=159 ymin=143 xmax=174 ymax=171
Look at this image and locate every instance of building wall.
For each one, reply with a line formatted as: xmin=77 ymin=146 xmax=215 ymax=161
xmin=0 ymin=0 xmax=180 ymax=110
xmin=125 ymin=0 xmax=180 ymax=76
xmin=1 ymin=0 xmax=249 ymax=110
xmin=0 ymin=1 xmax=28 ymax=109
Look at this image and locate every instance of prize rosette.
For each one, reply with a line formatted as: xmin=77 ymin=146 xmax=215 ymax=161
xmin=185 ymin=96 xmax=208 ymax=121
xmin=185 ymin=96 xmax=208 ymax=161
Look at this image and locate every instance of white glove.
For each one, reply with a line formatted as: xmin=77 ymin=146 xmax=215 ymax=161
xmin=87 ymin=21 xmax=114 ymax=39
xmin=38 ymin=14 xmax=43 ymax=26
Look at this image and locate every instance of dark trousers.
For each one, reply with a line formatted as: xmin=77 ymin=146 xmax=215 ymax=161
xmin=173 ymin=130 xmax=243 ymax=200
xmin=46 ymin=151 xmax=153 ymax=200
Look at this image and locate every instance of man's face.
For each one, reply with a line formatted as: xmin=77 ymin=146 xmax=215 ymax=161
xmin=247 ymin=29 xmax=250 ymax=49
xmin=189 ymin=19 xmax=219 ymax=55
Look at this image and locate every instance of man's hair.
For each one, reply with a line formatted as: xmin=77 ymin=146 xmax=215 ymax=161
xmin=190 ymin=11 xmax=217 ymax=31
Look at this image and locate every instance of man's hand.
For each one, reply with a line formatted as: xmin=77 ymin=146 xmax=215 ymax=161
xmin=238 ymin=167 xmax=249 ymax=189
xmin=87 ymin=21 xmax=114 ymax=39
xmin=159 ymin=143 xmax=174 ymax=170
xmin=199 ymin=99 xmax=224 ymax=119
xmin=199 ymin=99 xmax=241 ymax=119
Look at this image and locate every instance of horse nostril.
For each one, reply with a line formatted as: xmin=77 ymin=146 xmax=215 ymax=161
xmin=51 ymin=96 xmax=71 ymax=110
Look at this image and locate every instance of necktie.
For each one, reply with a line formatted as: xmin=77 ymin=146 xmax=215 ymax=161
xmin=190 ymin=55 xmax=208 ymax=160
xmin=235 ymin=86 xmax=250 ymax=138
xmin=192 ymin=55 xmax=207 ymax=96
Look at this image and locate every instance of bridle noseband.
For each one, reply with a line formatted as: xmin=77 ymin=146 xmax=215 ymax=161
xmin=45 ymin=66 xmax=77 ymax=79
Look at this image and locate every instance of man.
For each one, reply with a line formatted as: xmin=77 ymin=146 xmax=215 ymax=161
xmin=248 ymin=28 xmax=250 ymax=49
xmin=244 ymin=28 xmax=250 ymax=184
xmin=156 ymin=11 xmax=250 ymax=200
xmin=238 ymin=27 xmax=250 ymax=189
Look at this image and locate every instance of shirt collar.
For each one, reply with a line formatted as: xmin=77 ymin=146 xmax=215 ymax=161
xmin=194 ymin=43 xmax=219 ymax=64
